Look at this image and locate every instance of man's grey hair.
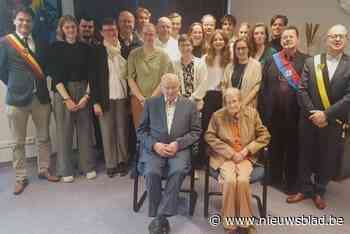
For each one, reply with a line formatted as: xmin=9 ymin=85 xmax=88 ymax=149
xmin=157 ymin=17 xmax=171 ymax=26
xmin=118 ymin=11 xmax=135 ymax=22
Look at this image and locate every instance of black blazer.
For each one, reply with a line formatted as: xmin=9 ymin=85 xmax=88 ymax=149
xmin=258 ymin=50 xmax=307 ymax=125
xmin=90 ymin=44 xmax=127 ymax=112
xmin=298 ymin=53 xmax=350 ymax=123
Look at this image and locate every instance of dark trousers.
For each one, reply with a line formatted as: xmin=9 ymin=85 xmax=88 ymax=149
xmin=197 ymin=90 xmax=222 ymax=169
xmin=145 ymin=150 xmax=191 ymax=217
xmin=268 ymin=117 xmax=299 ymax=191
xmin=297 ymin=117 xmax=344 ymax=197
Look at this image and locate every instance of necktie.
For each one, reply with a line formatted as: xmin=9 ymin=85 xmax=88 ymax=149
xmin=23 ymin=37 xmax=30 ymax=51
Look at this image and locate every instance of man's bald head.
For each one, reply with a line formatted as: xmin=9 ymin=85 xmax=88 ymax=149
xmin=161 ymin=73 xmax=180 ymax=87
xmin=161 ymin=73 xmax=180 ymax=102
xmin=157 ymin=17 xmax=172 ymax=41
xmin=328 ymin=24 xmax=348 ymax=36
xmin=158 ymin=17 xmax=172 ymax=26
xmin=327 ymin=24 xmax=348 ymax=56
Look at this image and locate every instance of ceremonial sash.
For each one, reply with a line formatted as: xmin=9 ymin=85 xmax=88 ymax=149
xmin=314 ymin=54 xmax=349 ymax=137
xmin=272 ymin=50 xmax=301 ymax=91
xmin=314 ymin=54 xmax=331 ymax=109
xmin=6 ymin=34 xmax=45 ymax=80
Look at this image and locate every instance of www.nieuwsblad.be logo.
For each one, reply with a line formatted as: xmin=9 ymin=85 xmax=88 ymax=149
xmin=208 ymin=214 xmax=345 ymax=227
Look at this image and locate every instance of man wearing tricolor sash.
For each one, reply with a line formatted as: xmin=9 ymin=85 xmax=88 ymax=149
xmin=0 ymin=6 xmax=59 ymax=195
xmin=287 ymin=25 xmax=350 ymax=209
xmin=259 ymin=26 xmax=307 ymax=194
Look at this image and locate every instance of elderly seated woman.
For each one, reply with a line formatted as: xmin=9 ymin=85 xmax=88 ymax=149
xmin=205 ymin=88 xmax=270 ymax=234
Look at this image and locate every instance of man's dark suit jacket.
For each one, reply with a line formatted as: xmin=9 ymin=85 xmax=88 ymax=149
xmin=298 ymin=53 xmax=350 ymax=123
xmin=137 ymin=95 xmax=201 ymax=162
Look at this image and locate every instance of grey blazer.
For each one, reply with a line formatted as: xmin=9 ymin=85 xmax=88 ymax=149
xmin=137 ymin=95 xmax=201 ymax=160
xmin=298 ymin=53 xmax=350 ymax=123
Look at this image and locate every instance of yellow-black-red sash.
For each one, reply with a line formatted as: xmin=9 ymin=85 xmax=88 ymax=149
xmin=314 ymin=54 xmax=349 ymax=138
xmin=6 ymin=34 xmax=45 ymax=80
xmin=314 ymin=54 xmax=331 ymax=109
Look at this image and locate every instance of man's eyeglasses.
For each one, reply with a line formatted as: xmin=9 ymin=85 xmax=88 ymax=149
xmin=328 ymin=34 xmax=348 ymax=40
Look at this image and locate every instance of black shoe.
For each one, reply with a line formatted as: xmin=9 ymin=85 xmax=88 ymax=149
xmin=160 ymin=216 xmax=170 ymax=233
xmin=148 ymin=217 xmax=162 ymax=234
xmin=106 ymin=168 xmax=117 ymax=178
xmin=148 ymin=216 xmax=170 ymax=234
xmin=238 ymin=227 xmax=249 ymax=234
xmin=117 ymin=162 xmax=129 ymax=177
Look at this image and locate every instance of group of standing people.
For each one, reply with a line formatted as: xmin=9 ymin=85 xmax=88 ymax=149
xmin=0 ymin=4 xmax=349 ymax=234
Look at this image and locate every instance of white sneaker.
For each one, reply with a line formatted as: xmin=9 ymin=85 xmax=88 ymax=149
xmin=86 ymin=170 xmax=97 ymax=180
xmin=61 ymin=176 xmax=74 ymax=183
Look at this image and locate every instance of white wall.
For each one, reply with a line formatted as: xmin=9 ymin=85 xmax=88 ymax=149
xmin=230 ymin=0 xmax=350 ymax=54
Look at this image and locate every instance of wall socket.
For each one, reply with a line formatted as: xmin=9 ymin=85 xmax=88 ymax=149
xmin=0 ymin=136 xmax=36 ymax=149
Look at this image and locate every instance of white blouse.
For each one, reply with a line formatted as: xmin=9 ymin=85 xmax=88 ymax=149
xmin=108 ymin=55 xmax=127 ymax=100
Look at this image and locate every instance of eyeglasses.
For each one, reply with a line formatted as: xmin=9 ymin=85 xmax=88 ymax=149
xmin=102 ymin=28 xmax=117 ymax=33
xmin=328 ymin=34 xmax=347 ymax=40
xmin=236 ymin=46 xmax=248 ymax=51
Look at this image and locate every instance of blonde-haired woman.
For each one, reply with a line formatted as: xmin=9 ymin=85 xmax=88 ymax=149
xmin=49 ymin=15 xmax=96 ymax=182
xmin=191 ymin=29 xmax=230 ymax=168
xmin=222 ymin=38 xmax=262 ymax=108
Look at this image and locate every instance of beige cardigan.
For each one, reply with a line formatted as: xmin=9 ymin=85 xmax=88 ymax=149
xmin=222 ymin=57 xmax=262 ymax=108
xmin=205 ymin=106 xmax=271 ymax=169
xmin=173 ymin=57 xmax=202 ymax=95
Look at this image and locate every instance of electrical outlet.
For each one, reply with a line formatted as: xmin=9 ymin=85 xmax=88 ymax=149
xmin=26 ymin=137 xmax=36 ymax=144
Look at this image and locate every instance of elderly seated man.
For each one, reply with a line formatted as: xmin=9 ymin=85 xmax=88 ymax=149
xmin=205 ymin=88 xmax=270 ymax=234
xmin=137 ymin=73 xmax=201 ymax=234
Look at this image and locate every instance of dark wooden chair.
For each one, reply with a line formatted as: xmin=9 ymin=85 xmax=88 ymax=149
xmin=132 ymin=143 xmax=198 ymax=216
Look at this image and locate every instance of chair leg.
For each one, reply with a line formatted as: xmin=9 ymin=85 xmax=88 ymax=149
xmin=262 ymin=154 xmax=268 ymax=218
xmin=204 ymin=167 xmax=210 ymax=217
xmin=262 ymin=177 xmax=267 ymax=217
xmin=189 ymin=169 xmax=197 ymax=216
xmin=252 ymin=194 xmax=263 ymax=217
xmin=133 ymin=175 xmax=148 ymax=212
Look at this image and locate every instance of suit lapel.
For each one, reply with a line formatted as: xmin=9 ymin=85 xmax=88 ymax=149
xmin=160 ymin=96 xmax=167 ymax=133
xmin=330 ymin=54 xmax=348 ymax=87
xmin=170 ymin=97 xmax=182 ymax=136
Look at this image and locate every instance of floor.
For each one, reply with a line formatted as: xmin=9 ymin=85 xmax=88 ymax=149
xmin=0 ymin=159 xmax=349 ymax=234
